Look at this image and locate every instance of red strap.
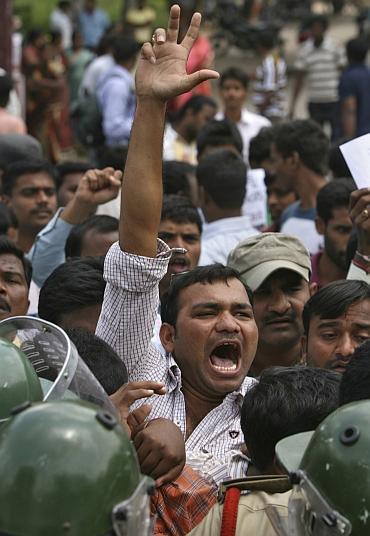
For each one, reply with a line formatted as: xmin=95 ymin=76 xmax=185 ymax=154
xmin=220 ymin=487 xmax=241 ymax=536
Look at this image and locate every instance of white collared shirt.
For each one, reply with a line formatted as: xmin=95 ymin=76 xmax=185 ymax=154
xmin=199 ymin=215 xmax=260 ymax=266
xmin=163 ymin=123 xmax=197 ymax=164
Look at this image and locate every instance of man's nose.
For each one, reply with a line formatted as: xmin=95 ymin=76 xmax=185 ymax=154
xmin=267 ymin=290 xmax=290 ymax=315
xmin=336 ymin=333 xmax=357 ymax=358
xmin=215 ymin=311 xmax=240 ymax=333
xmin=36 ymin=190 xmax=49 ymax=204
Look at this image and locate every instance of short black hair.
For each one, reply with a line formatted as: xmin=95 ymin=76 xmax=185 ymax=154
xmin=303 ymin=280 xmax=370 ymax=335
xmin=175 ymin=95 xmax=217 ymax=122
xmin=220 ymin=67 xmax=249 ymax=89
xmin=0 ymin=204 xmax=17 ymax=234
xmin=2 ymin=160 xmax=56 ymax=196
xmin=197 ymin=119 xmax=243 ymax=158
xmin=272 ymin=120 xmax=329 ymax=176
xmin=257 ymin=30 xmax=276 ymax=50
xmin=65 ymin=215 xmax=119 ymax=258
xmin=162 ymin=161 xmax=195 ymax=199
xmin=65 ymin=328 xmax=128 ymax=395
xmin=316 ymin=178 xmax=355 ymax=223
xmin=346 ymin=37 xmax=368 ymax=64
xmin=0 ymin=73 xmax=13 ymax=108
xmin=0 ymin=236 xmax=32 ymax=287
xmin=55 ymin=161 xmax=91 ymax=190
xmin=112 ymin=35 xmax=140 ymax=63
xmin=329 ymin=144 xmax=352 ymax=178
xmin=161 ymin=264 xmax=253 ymax=326
xmin=197 ymin=149 xmax=246 ymax=209
xmin=38 ymin=257 xmax=105 ymax=325
xmin=339 ymin=340 xmax=370 ymax=406
xmin=161 ymin=194 xmax=202 ymax=233
xmin=241 ymin=366 xmax=340 ymax=471
xmin=249 ymin=127 xmax=274 ymax=168
xmin=309 ymin=13 xmax=329 ymax=30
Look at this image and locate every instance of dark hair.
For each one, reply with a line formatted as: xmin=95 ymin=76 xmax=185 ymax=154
xmin=329 ymin=144 xmax=352 ymax=178
xmin=0 ymin=73 xmax=13 ymax=108
xmin=161 ymin=264 xmax=253 ymax=326
xmin=96 ymin=145 xmax=128 ymax=170
xmin=162 ymin=161 xmax=195 ymax=198
xmin=272 ymin=120 xmax=329 ymax=176
xmin=241 ymin=366 xmax=340 ymax=471
xmin=220 ymin=67 xmax=249 ymax=89
xmin=55 ymin=161 xmax=91 ymax=190
xmin=161 ymin=194 xmax=202 ymax=233
xmin=38 ymin=257 xmax=105 ymax=325
xmin=175 ymin=95 xmax=217 ymax=122
xmin=112 ymin=35 xmax=140 ymax=63
xmin=65 ymin=328 xmax=128 ymax=395
xmin=316 ymin=178 xmax=355 ymax=223
xmin=249 ymin=127 xmax=274 ymax=168
xmin=0 ymin=204 xmax=18 ymax=235
xmin=2 ymin=160 xmax=56 ymax=196
xmin=0 ymin=236 xmax=32 ymax=287
xmin=197 ymin=149 xmax=246 ymax=209
xmin=197 ymin=119 xmax=243 ymax=158
xmin=346 ymin=37 xmax=368 ymax=64
xmin=65 ymin=215 xmax=119 ymax=257
xmin=339 ymin=340 xmax=370 ymax=406
xmin=58 ymin=0 xmax=71 ymax=9
xmin=303 ymin=280 xmax=370 ymax=335
xmin=309 ymin=13 xmax=329 ymax=30
xmin=257 ymin=30 xmax=276 ymax=50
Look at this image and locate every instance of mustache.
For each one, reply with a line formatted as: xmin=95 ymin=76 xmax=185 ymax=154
xmin=263 ymin=310 xmax=297 ymax=324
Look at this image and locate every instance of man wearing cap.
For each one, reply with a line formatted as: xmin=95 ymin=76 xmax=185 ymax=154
xmin=228 ymin=233 xmax=315 ymax=376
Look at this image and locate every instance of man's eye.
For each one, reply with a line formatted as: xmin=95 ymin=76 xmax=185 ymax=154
xmin=355 ymin=335 xmax=370 ymax=343
xmin=321 ymin=332 xmax=336 ymax=341
xmin=45 ymin=188 xmax=56 ymax=196
xmin=184 ymin=235 xmax=199 ymax=244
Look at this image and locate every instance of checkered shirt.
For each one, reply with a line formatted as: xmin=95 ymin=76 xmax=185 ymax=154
xmin=96 ymin=240 xmax=257 ymax=484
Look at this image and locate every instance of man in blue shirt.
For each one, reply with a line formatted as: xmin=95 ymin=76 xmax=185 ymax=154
xmin=339 ymin=37 xmax=370 ymax=139
xmin=78 ymin=0 xmax=110 ymax=50
xmin=97 ymin=36 xmax=140 ymax=148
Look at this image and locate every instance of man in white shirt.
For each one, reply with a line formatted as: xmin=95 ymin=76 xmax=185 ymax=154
xmin=50 ymin=1 xmax=73 ymax=50
xmin=198 ymin=148 xmax=259 ymax=265
xmin=216 ymin=67 xmax=271 ymax=164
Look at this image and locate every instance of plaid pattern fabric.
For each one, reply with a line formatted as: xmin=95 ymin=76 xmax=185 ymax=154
xmin=96 ymin=240 xmax=256 ymax=484
xmin=151 ymin=464 xmax=217 ymax=536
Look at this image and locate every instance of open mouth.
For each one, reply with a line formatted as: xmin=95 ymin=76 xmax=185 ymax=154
xmin=209 ymin=341 xmax=241 ymax=374
xmin=168 ymin=256 xmax=189 ymax=274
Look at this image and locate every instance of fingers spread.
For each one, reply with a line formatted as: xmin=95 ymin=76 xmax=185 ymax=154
xmin=182 ymin=69 xmax=220 ymax=93
xmin=141 ymin=42 xmax=156 ymax=64
xmin=181 ymin=11 xmax=201 ymax=50
xmin=153 ymin=28 xmax=166 ymax=44
xmin=167 ymin=4 xmax=180 ymax=42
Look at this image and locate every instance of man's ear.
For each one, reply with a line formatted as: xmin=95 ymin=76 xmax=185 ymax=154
xmin=160 ymin=322 xmax=176 ymax=354
xmin=315 ymin=216 xmax=325 ymax=235
xmin=309 ymin=282 xmax=317 ymax=297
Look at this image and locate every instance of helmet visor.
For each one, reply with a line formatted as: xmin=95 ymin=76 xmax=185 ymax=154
xmin=112 ymin=476 xmax=154 ymax=536
xmin=288 ymin=471 xmax=352 ymax=536
xmin=0 ymin=316 xmax=117 ymax=416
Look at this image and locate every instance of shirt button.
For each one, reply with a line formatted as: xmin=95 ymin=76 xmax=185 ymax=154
xmin=202 ymin=447 xmax=209 ymax=454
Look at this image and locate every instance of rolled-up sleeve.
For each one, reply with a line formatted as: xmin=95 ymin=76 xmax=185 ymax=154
xmin=96 ymin=240 xmax=171 ymax=377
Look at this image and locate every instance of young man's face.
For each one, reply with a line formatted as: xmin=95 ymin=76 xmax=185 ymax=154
xmin=185 ymin=104 xmax=216 ymax=142
xmin=161 ymin=278 xmax=258 ymax=398
xmin=266 ymin=176 xmax=297 ymax=224
xmin=7 ymin=172 xmax=57 ymax=233
xmin=220 ymin=79 xmax=247 ymax=112
xmin=316 ymin=206 xmax=353 ymax=271
xmin=158 ymin=219 xmax=201 ymax=293
xmin=304 ymin=299 xmax=370 ymax=373
xmin=0 ymin=253 xmax=29 ymax=320
xmin=57 ymin=172 xmax=84 ymax=207
xmin=253 ymin=269 xmax=311 ymax=357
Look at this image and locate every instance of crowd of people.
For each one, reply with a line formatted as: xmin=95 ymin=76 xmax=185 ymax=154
xmin=2 ymin=1 xmax=370 ymax=535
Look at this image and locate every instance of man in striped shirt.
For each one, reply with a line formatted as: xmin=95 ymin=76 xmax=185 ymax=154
xmin=289 ymin=14 xmax=345 ymax=137
xmin=96 ymin=5 xmax=259 ymax=485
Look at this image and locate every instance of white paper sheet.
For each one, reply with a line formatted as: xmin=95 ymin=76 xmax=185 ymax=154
xmin=340 ymin=134 xmax=370 ymax=189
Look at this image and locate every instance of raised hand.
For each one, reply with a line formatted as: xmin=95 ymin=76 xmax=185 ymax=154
xmin=135 ymin=4 xmax=219 ymax=101
xmin=349 ymin=188 xmax=370 ymax=255
xmin=76 ymin=167 xmax=123 ymax=207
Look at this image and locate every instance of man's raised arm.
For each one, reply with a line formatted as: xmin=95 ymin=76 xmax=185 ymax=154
xmin=119 ymin=4 xmax=218 ymax=257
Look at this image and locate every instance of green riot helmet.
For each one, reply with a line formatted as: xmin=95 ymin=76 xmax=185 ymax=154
xmin=276 ymin=400 xmax=370 ymax=536
xmin=0 ymin=337 xmax=43 ymax=422
xmin=0 ymin=400 xmax=154 ymax=536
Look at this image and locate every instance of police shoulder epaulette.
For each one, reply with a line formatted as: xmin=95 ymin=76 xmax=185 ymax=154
xmin=218 ymin=475 xmax=291 ymax=503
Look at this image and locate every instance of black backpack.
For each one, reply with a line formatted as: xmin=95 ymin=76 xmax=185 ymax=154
xmin=70 ymin=88 xmax=105 ymax=148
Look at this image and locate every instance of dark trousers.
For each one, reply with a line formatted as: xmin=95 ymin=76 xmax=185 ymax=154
xmin=308 ymin=101 xmax=338 ymax=140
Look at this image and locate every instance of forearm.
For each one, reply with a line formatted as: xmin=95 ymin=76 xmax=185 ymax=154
xmin=290 ymin=73 xmax=304 ymax=114
xmin=341 ymin=99 xmax=357 ymax=139
xmin=120 ymin=98 xmax=166 ymax=256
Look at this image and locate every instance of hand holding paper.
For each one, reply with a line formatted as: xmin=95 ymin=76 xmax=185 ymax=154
xmin=340 ymin=134 xmax=370 ymax=189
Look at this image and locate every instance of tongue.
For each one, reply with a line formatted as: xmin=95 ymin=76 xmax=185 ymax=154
xmin=210 ymin=354 xmax=235 ymax=368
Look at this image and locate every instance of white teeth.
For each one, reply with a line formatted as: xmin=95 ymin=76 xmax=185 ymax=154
xmin=212 ymin=363 xmax=237 ymax=371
